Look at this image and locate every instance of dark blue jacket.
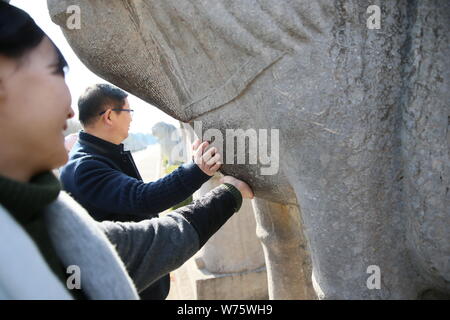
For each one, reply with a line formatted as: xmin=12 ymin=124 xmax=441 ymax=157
xmin=59 ymin=131 xmax=212 ymax=299
xmin=60 ymin=131 xmax=212 ymax=222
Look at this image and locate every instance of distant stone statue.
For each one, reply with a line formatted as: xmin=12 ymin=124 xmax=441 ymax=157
xmin=151 ymin=122 xmax=182 ymax=165
xmin=49 ymin=0 xmax=450 ymax=299
xmin=64 ymin=133 xmax=78 ymax=153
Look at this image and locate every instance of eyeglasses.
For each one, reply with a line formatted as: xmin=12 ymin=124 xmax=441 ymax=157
xmin=98 ymin=108 xmax=134 ymax=116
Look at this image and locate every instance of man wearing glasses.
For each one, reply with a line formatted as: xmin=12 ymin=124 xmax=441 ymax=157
xmin=59 ymin=83 xmax=241 ymax=300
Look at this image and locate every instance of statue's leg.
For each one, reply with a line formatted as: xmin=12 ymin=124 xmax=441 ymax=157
xmin=251 ymin=197 xmax=316 ymax=299
xmin=285 ymin=166 xmax=421 ymax=299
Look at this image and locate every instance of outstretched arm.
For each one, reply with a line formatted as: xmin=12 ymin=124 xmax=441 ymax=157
xmin=99 ymin=177 xmax=253 ymax=291
xmin=72 ymin=159 xmax=208 ymax=217
xmin=71 ymin=141 xmax=222 ymax=217
xmin=98 ymin=183 xmax=245 ymax=293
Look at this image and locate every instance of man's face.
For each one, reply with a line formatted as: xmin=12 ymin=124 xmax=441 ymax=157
xmin=112 ymin=98 xmax=133 ymax=142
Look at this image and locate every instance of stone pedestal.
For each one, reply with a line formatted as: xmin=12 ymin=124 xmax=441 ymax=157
xmin=168 ymin=175 xmax=268 ymax=300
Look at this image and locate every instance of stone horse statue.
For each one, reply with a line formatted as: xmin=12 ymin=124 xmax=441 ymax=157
xmin=48 ymin=0 xmax=449 ymax=299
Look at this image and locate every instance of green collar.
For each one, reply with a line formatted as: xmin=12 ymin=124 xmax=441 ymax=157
xmin=0 ymin=171 xmax=61 ymax=224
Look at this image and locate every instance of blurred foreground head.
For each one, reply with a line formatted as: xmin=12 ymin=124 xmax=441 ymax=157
xmin=0 ymin=2 xmax=74 ymax=181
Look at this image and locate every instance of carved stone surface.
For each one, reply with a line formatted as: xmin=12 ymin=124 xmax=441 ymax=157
xmin=168 ymin=123 xmax=268 ymax=300
xmin=49 ymin=0 xmax=449 ymax=299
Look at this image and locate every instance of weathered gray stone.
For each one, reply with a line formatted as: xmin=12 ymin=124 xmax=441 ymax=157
xmin=168 ymin=123 xmax=268 ymax=299
xmin=252 ymin=197 xmax=315 ymax=299
xmin=48 ymin=0 xmax=450 ymax=299
xmin=185 ymin=175 xmax=269 ymax=300
xmin=194 ymin=176 xmax=266 ymax=274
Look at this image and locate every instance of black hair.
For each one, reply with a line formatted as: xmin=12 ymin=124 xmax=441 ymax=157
xmin=0 ymin=2 xmax=68 ymax=75
xmin=78 ymin=83 xmax=129 ymax=126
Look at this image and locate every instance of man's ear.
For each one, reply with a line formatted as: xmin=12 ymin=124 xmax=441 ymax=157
xmin=101 ymin=109 xmax=114 ymax=126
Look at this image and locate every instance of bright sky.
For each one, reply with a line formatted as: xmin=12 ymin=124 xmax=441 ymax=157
xmin=11 ymin=0 xmax=180 ymax=134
